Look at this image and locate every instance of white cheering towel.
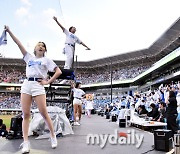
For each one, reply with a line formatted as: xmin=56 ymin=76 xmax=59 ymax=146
xmin=0 ymin=30 xmax=7 ymax=46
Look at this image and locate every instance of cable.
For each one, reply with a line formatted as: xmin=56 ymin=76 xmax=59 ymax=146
xmin=141 ymin=146 xmax=155 ymax=154
xmin=58 ymin=0 xmax=65 ymax=24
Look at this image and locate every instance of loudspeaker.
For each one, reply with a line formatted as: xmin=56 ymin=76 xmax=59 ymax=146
xmin=101 ymin=112 xmax=104 ymax=117
xmin=112 ymin=115 xmax=117 ymax=122
xmin=10 ymin=114 xmax=23 ymax=132
xmin=174 ymin=134 xmax=180 ymax=147
xmin=91 ymin=109 xmax=96 ymax=114
xmin=119 ymin=119 xmax=126 ymax=127
xmin=126 ymin=116 xmax=130 ymax=121
xmin=7 ymin=114 xmax=23 ymax=139
xmin=106 ymin=113 xmax=110 ymax=119
xmin=174 ymin=134 xmax=180 ymax=154
xmin=154 ymin=129 xmax=173 ymax=152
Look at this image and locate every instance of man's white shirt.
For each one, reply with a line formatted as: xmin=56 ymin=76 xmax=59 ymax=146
xmin=64 ymin=29 xmax=81 ymax=45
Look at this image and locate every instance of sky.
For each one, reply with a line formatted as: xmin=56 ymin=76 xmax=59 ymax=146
xmin=0 ymin=0 xmax=179 ymax=61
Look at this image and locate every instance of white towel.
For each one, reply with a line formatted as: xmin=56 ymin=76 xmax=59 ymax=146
xmin=0 ymin=30 xmax=7 ymax=46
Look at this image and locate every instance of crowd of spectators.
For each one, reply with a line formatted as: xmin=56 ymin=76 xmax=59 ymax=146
xmin=76 ymin=65 xmax=150 ymax=84
xmin=1 ymin=81 xmax=179 ymax=112
xmin=0 ymin=93 xmax=37 ymax=110
xmin=0 ymin=65 xmax=150 ymax=85
xmin=94 ymin=82 xmax=180 ymax=131
xmin=0 ymin=93 xmax=68 ymax=110
xmin=0 ymin=93 xmax=21 ymax=109
xmin=0 ymin=69 xmax=26 ymax=83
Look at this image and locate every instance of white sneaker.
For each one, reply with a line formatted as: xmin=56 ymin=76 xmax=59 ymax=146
xmin=74 ymin=122 xmax=80 ymax=126
xmin=51 ymin=136 xmax=57 ymax=149
xmin=20 ymin=141 xmax=30 ymax=153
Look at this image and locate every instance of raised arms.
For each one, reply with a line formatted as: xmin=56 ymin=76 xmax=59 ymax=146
xmin=80 ymin=42 xmax=91 ymax=50
xmin=4 ymin=26 xmax=27 ymax=56
xmin=53 ymin=17 xmax=91 ymax=50
xmin=53 ymin=16 xmax=65 ymax=32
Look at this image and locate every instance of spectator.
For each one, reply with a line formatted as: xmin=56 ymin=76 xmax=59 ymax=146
xmin=157 ymin=102 xmax=166 ymax=122
xmin=166 ymin=90 xmax=178 ymax=134
xmin=147 ymin=103 xmax=159 ymax=120
xmin=0 ymin=124 xmax=8 ymax=137
xmin=137 ymin=105 xmax=148 ymax=115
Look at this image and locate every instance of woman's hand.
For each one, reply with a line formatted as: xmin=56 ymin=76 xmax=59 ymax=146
xmin=4 ymin=25 xmax=27 ymax=56
xmin=53 ymin=16 xmax=57 ymax=22
xmin=4 ymin=25 xmax=10 ymax=32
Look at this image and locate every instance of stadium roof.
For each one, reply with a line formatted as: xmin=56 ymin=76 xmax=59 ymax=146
xmin=79 ymin=17 xmax=180 ymax=68
xmin=0 ymin=18 xmax=180 ymax=69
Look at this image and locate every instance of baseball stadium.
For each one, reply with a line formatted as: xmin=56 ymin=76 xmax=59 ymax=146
xmin=0 ymin=0 xmax=180 ymax=154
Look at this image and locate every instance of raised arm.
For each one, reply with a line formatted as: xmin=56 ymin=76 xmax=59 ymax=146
xmin=4 ymin=25 xmax=26 ymax=56
xmin=80 ymin=42 xmax=91 ymax=50
xmin=53 ymin=16 xmax=65 ymax=32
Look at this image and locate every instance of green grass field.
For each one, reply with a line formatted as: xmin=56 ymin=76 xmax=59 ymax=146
xmin=0 ymin=115 xmax=13 ymax=130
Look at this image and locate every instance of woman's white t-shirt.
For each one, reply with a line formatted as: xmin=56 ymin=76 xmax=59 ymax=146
xmin=23 ymin=52 xmax=57 ymax=79
xmin=72 ymin=88 xmax=85 ymax=99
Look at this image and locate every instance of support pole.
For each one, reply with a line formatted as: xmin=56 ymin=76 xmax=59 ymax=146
xmin=110 ymin=60 xmax=113 ymax=104
xmin=75 ymin=55 xmax=77 ymax=77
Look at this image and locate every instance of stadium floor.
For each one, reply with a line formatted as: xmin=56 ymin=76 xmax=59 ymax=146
xmin=0 ymin=114 xmax=168 ymax=154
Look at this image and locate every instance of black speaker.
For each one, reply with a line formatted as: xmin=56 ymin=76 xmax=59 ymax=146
xmin=7 ymin=114 xmax=23 ymax=140
xmin=154 ymin=129 xmax=173 ymax=152
xmin=174 ymin=134 xmax=180 ymax=154
xmin=101 ymin=112 xmax=104 ymax=117
xmin=106 ymin=113 xmax=110 ymax=119
xmin=10 ymin=114 xmax=23 ymax=131
xmin=126 ymin=116 xmax=130 ymax=121
xmin=112 ymin=115 xmax=117 ymax=122
xmin=91 ymin=109 xmax=95 ymax=114
xmin=119 ymin=119 xmax=126 ymax=127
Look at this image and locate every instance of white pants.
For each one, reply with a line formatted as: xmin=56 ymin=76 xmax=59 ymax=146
xmin=63 ymin=45 xmax=74 ymax=69
xmin=21 ymin=79 xmax=45 ymax=97
xmin=73 ymin=98 xmax=82 ymax=105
